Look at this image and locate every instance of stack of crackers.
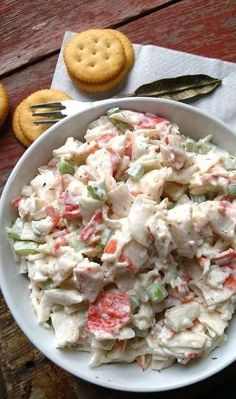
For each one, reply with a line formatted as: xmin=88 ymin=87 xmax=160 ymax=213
xmin=64 ymin=29 xmax=134 ymax=92
xmin=8 ymin=29 xmax=134 ymax=147
xmin=13 ymin=89 xmax=71 ymax=147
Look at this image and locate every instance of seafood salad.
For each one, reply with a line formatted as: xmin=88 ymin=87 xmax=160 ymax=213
xmin=7 ymin=108 xmax=236 ymax=370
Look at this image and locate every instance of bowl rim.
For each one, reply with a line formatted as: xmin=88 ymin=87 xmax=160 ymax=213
xmin=0 ymin=97 xmax=235 ymax=392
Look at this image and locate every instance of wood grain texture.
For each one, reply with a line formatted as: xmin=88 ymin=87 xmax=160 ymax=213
xmin=120 ymin=0 xmax=236 ymax=62
xmin=0 ymin=0 xmax=175 ymax=77
xmin=0 ymin=296 xmax=80 ymax=399
xmin=0 ymin=0 xmax=236 ymax=397
xmin=0 ymin=55 xmax=58 ymax=195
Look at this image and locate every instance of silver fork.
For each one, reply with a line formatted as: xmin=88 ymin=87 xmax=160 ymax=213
xmin=30 ymin=99 xmax=93 ymax=125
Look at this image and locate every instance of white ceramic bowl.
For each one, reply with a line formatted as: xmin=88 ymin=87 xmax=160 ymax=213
xmin=0 ymin=98 xmax=235 ymax=392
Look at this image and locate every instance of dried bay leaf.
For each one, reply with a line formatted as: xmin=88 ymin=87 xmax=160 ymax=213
xmin=122 ymin=75 xmax=221 ymax=101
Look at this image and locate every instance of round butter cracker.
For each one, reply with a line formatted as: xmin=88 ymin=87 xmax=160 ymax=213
xmin=18 ymin=89 xmax=71 ymax=142
xmin=12 ymin=103 xmax=32 ymax=147
xmin=64 ymin=29 xmax=126 ymax=84
xmin=73 ymin=62 xmax=129 ymax=93
xmin=106 ymin=29 xmax=134 ymax=71
xmin=0 ymin=83 xmax=10 ymax=126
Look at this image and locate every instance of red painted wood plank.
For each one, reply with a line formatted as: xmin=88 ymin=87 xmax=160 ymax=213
xmin=0 ymin=0 xmax=175 ymax=77
xmin=0 ymin=297 xmax=80 ymax=399
xmin=0 ymin=55 xmax=58 ymax=193
xmin=120 ymin=0 xmax=236 ymax=62
xmin=0 ymin=1 xmax=235 ymax=395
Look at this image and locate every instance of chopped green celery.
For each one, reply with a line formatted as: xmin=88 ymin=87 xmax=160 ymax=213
xmin=100 ymin=228 xmax=112 ymax=247
xmin=87 ymin=181 xmax=107 ymax=200
xmin=185 ymin=138 xmax=198 ymax=153
xmin=221 ymin=157 xmax=236 ymax=171
xmin=110 ymin=116 xmax=131 ymax=132
xmin=31 ymin=220 xmax=43 ymax=236
xmin=20 ymin=222 xmax=42 ymax=242
xmin=135 ymin=156 xmax=162 ymax=173
xmin=198 ymin=143 xmax=213 ymax=154
xmin=69 ymin=236 xmax=85 ymax=251
xmin=6 ymin=218 xmax=24 ymax=240
xmin=185 ymin=137 xmax=213 ymax=154
xmin=43 ymin=278 xmax=55 ymax=290
xmin=130 ymin=295 xmax=139 ymax=312
xmin=128 ymin=164 xmax=144 ymax=182
xmin=106 ymin=107 xmax=119 ymax=116
xmin=148 ymin=282 xmax=167 ymax=303
xmin=13 ymin=241 xmax=39 ymax=256
xmin=228 ymin=184 xmax=236 ymax=196
xmin=57 ymin=160 xmax=75 ymax=175
xmin=190 ymin=194 xmax=206 ymax=203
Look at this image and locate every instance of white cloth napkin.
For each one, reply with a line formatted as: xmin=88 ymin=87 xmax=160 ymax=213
xmin=51 ymin=31 xmax=236 ymax=129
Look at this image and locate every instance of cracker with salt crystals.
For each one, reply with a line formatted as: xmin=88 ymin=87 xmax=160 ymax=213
xmin=64 ymin=29 xmax=126 ymax=84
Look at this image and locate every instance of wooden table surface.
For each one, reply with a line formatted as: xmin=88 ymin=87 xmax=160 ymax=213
xmin=0 ymin=0 xmax=236 ymax=398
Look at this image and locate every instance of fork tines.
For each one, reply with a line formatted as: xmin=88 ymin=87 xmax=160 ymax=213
xmin=30 ymin=102 xmax=66 ymax=124
xmin=33 ymin=119 xmax=64 ymax=125
xmin=30 ymin=101 xmax=66 ymax=110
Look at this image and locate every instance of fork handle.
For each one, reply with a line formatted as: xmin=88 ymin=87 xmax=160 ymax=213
xmin=62 ymin=100 xmax=90 ymax=116
xmin=63 ymin=99 xmax=119 ymax=117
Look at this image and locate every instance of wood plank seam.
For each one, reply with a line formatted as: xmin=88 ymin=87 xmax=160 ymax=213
xmin=111 ymin=0 xmax=183 ymax=28
xmin=0 ymin=0 xmax=183 ymax=80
